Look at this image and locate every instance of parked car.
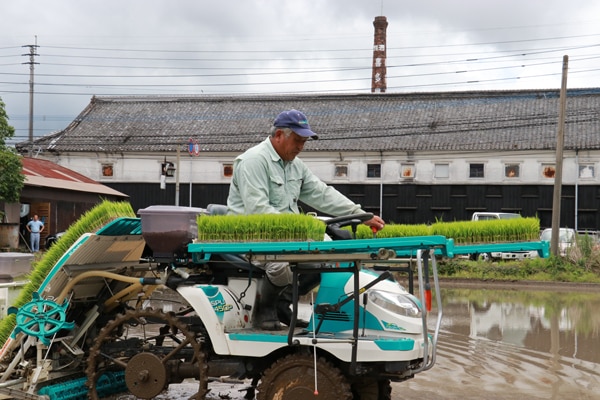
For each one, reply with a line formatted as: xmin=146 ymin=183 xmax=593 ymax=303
xmin=540 ymin=228 xmax=576 ymax=256
xmin=45 ymin=232 xmax=65 ymax=249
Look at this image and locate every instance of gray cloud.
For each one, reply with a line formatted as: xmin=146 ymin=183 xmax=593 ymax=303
xmin=2 ymin=0 xmax=599 ymax=144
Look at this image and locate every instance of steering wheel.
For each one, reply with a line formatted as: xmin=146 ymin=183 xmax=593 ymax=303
xmin=324 ymin=213 xmax=374 ymax=227
xmin=324 ymin=213 xmax=374 ymax=240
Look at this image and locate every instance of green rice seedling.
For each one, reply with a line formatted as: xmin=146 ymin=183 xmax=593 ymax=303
xmin=0 ymin=200 xmax=135 ymax=346
xmin=347 ymin=217 xmax=540 ymax=244
xmin=197 ymin=213 xmax=326 ymax=242
xmin=353 ymin=223 xmax=431 ymax=239
xmin=431 ymin=221 xmax=467 ymax=243
xmin=431 ymin=217 xmax=539 ymax=244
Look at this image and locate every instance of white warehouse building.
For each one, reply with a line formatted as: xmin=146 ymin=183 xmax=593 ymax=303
xmin=18 ymin=89 xmax=600 ymax=229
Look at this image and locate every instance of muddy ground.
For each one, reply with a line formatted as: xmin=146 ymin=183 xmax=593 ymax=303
xmin=110 ymin=279 xmax=600 ymax=399
xmin=229 ymin=279 xmax=600 ymax=399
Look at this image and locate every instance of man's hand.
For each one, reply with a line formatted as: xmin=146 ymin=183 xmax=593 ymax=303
xmin=363 ymin=215 xmax=385 ymax=231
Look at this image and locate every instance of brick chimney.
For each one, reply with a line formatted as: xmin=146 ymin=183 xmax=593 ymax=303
xmin=371 ymin=16 xmax=388 ymax=93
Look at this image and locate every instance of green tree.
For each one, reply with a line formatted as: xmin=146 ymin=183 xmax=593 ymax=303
xmin=0 ymin=97 xmax=25 ymax=207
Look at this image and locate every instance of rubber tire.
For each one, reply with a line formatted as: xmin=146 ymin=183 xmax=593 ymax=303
xmin=257 ymin=353 xmax=352 ymax=400
xmin=351 ymin=378 xmax=392 ymax=400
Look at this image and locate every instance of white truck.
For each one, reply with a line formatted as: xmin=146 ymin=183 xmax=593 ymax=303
xmin=471 ymin=212 xmax=522 ymax=221
xmin=470 ymin=212 xmax=538 ymax=261
xmin=540 ymin=227 xmax=576 ymax=256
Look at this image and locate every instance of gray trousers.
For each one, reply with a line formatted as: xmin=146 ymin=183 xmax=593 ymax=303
xmin=30 ymin=232 xmax=40 ymax=252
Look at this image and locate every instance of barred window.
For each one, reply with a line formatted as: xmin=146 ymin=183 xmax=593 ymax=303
xmin=367 ymin=164 xmax=381 ymax=178
xmin=223 ymin=163 xmax=233 ymax=177
xmin=434 ymin=163 xmax=449 ymax=179
xmin=101 ymin=164 xmax=114 ymax=177
xmin=469 ymin=163 xmax=484 ymax=178
xmin=335 ymin=164 xmax=348 ymax=178
xmin=579 ymin=164 xmax=595 ymax=179
xmin=505 ymin=164 xmax=520 ymax=178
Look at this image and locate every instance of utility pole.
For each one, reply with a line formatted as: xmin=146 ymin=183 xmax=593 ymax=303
xmin=550 ymin=55 xmax=568 ymax=256
xmin=22 ymin=38 xmax=39 ymax=157
xmin=175 ymin=145 xmax=181 ymax=206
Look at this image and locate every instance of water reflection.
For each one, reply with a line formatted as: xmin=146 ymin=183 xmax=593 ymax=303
xmin=441 ymin=287 xmax=600 ymax=364
xmin=408 ymin=286 xmax=600 ymax=399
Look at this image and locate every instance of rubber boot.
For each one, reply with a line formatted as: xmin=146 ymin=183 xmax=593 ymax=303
xmin=256 ymin=280 xmax=282 ymax=331
xmin=297 ymin=271 xmax=321 ymax=295
xmin=276 ymin=285 xmax=309 ymax=328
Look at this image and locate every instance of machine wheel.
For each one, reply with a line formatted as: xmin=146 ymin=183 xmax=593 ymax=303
xmin=351 ymin=378 xmax=392 ymax=400
xmin=257 ymin=353 xmax=352 ymax=400
xmin=85 ymin=309 xmax=207 ymax=400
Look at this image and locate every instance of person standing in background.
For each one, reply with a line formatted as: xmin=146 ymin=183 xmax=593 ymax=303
xmin=26 ymin=214 xmax=44 ymax=252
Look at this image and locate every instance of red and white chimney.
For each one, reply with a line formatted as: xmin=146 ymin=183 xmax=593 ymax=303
xmin=371 ymin=16 xmax=388 ymax=93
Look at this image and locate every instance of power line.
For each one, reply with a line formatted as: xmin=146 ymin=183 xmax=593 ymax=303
xmin=37 ymin=31 xmax=600 ymax=53
xmin=1 ymin=25 xmax=600 ymax=141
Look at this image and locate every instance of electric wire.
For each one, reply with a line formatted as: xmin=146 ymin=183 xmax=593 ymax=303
xmin=2 ymin=22 xmax=600 ymax=140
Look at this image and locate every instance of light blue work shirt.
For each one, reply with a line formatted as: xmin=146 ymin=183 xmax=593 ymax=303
xmin=27 ymin=220 xmax=44 ymax=233
xmin=227 ymin=137 xmax=364 ymax=216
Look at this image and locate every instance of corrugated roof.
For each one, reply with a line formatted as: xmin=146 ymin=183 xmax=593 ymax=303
xmin=21 ymin=157 xmax=128 ymax=198
xmin=19 ymin=89 xmax=600 ymax=154
xmin=22 ymin=157 xmax=98 ymax=183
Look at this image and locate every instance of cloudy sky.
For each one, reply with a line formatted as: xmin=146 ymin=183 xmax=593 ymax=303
xmin=1 ymin=0 xmax=600 ymax=144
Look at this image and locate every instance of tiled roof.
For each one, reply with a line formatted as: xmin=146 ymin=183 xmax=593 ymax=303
xmin=20 ymin=89 xmax=600 ymax=154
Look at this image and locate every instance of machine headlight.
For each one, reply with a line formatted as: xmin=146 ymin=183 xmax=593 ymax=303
xmin=368 ymin=290 xmax=422 ymax=318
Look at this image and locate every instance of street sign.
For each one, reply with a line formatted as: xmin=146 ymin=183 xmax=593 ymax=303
xmin=188 ymin=138 xmax=200 ymax=156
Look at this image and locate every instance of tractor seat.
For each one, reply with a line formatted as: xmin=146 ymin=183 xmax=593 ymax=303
xmin=207 ymin=204 xmax=228 ymax=215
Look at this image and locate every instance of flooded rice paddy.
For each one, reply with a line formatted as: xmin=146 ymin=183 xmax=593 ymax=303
xmin=111 ymin=282 xmax=600 ymax=399
xmin=401 ymin=282 xmax=600 ymax=400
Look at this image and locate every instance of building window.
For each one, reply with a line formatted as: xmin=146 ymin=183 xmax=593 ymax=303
xmin=469 ymin=163 xmax=484 ymax=178
xmin=400 ymin=164 xmax=415 ymax=179
xmin=434 ymin=163 xmax=449 ymax=179
xmin=367 ymin=164 xmax=381 ymax=178
xmin=579 ymin=164 xmax=595 ymax=179
xmin=505 ymin=164 xmax=520 ymax=178
xmin=334 ymin=164 xmax=348 ymax=178
xmin=542 ymin=164 xmax=556 ymax=179
xmin=101 ymin=164 xmax=114 ymax=177
xmin=223 ymin=163 xmax=233 ymax=177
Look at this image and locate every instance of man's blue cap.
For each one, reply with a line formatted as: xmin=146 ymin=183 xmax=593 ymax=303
xmin=273 ymin=110 xmax=318 ymax=139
